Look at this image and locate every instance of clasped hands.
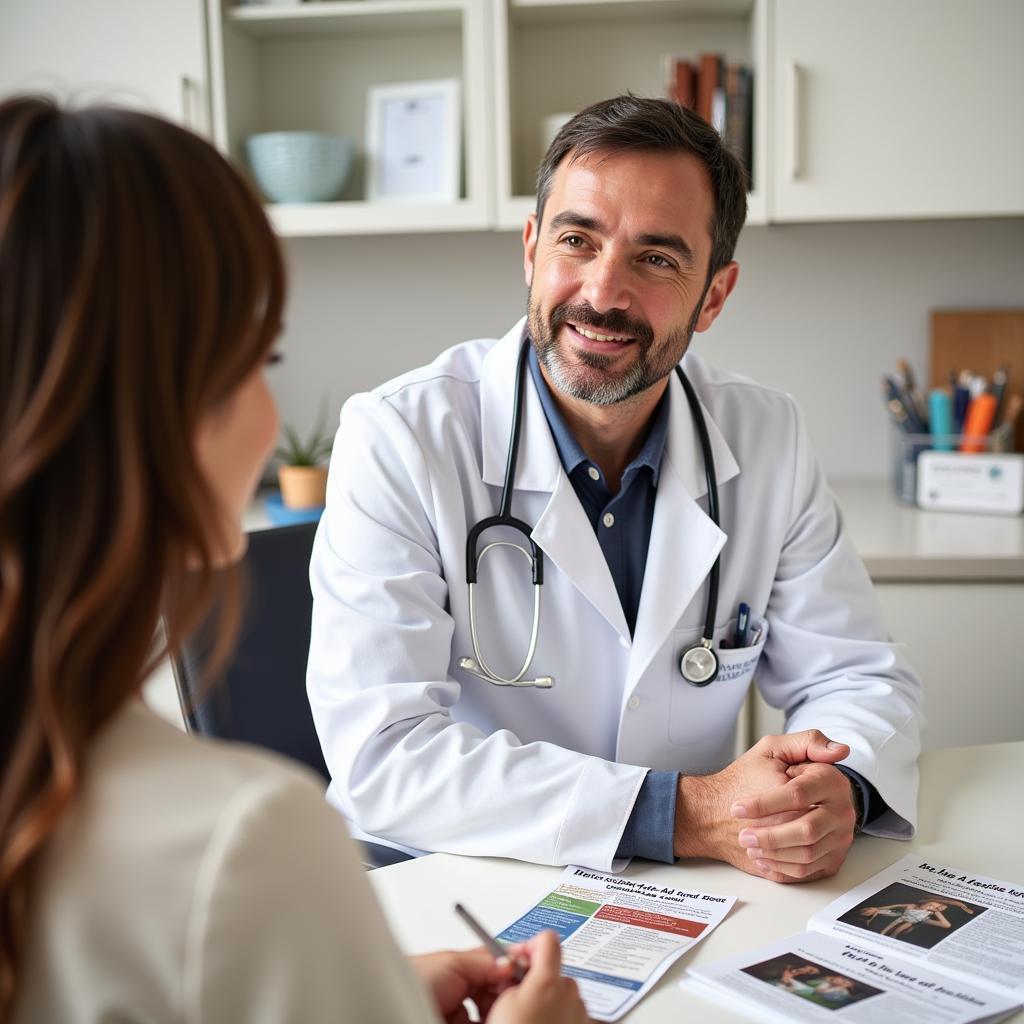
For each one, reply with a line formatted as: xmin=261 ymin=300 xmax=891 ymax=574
xmin=674 ymin=729 xmax=859 ymax=884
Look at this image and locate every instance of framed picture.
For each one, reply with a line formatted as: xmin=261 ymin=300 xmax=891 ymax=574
xmin=366 ymin=79 xmax=461 ymax=203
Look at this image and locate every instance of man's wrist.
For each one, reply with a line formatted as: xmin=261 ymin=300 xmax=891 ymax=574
xmin=841 ymin=770 xmax=865 ymax=832
xmin=673 ymin=775 xmax=718 ymax=859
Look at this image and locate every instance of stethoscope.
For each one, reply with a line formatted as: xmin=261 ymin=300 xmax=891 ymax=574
xmin=458 ymin=337 xmax=722 ymax=690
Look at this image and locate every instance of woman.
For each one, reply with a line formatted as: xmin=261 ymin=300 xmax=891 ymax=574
xmin=0 ymin=96 xmax=588 ymax=1024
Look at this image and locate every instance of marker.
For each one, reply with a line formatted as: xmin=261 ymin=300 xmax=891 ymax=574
xmin=732 ymin=602 xmax=750 ymax=649
xmin=454 ymin=903 xmax=527 ymax=982
xmin=960 ymin=393 xmax=997 ymax=453
xmin=928 ymin=389 xmax=954 ymax=451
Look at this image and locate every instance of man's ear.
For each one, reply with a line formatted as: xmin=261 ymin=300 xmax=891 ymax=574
xmin=694 ymin=261 xmax=740 ymax=334
xmin=523 ymin=213 xmax=538 ymax=288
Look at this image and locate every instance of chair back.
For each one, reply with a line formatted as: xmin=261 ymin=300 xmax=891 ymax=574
xmin=171 ymin=522 xmax=328 ymax=781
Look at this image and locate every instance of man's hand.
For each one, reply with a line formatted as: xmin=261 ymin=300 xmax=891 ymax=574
xmin=673 ymin=730 xmax=851 ymax=883
xmin=730 ymin=758 xmax=858 ymax=884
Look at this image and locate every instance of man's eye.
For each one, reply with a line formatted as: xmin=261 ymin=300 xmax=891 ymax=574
xmin=563 ymin=234 xmax=585 ymax=248
xmin=645 ymin=254 xmax=673 ymax=269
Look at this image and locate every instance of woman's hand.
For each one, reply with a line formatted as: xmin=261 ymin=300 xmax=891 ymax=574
xmin=489 ymin=931 xmax=589 ymax=1024
xmin=412 ymin=947 xmax=518 ymax=1023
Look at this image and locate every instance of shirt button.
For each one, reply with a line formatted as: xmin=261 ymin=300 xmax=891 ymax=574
xmin=602 ymin=512 xmax=615 ymax=528
xmin=587 ymin=466 xmax=600 ymax=481
xmin=618 ymin=636 xmax=629 ymax=649
xmin=627 ymin=696 xmax=641 ymax=711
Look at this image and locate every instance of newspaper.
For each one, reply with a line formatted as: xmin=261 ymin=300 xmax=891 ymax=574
xmin=682 ymin=855 xmax=1024 ymax=1023
xmin=495 ymin=866 xmax=735 ymax=1021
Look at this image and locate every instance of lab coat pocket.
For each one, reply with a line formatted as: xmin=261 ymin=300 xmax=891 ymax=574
xmin=667 ymin=618 xmax=768 ymax=753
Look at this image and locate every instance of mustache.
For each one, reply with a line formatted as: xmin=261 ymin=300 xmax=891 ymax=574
xmin=549 ymin=303 xmax=654 ymax=347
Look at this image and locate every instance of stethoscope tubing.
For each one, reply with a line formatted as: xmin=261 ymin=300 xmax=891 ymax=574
xmin=464 ymin=336 xmax=722 ymax=688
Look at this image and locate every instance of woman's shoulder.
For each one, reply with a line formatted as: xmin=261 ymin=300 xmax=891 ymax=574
xmin=93 ymin=699 xmax=324 ymax=806
xmin=18 ymin=701 xmax=398 ymax=1023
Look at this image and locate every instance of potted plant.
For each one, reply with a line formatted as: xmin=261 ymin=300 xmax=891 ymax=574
xmin=276 ymin=399 xmax=334 ymax=509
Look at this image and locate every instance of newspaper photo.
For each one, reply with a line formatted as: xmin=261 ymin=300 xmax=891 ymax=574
xmin=682 ymin=855 xmax=1024 ymax=1023
xmin=813 ymin=855 xmax=1024 ymax=996
xmin=495 ymin=866 xmax=735 ymax=1021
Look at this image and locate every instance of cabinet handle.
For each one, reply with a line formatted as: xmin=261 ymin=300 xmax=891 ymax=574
xmin=787 ymin=60 xmax=801 ymax=181
xmin=181 ymin=75 xmax=198 ymax=130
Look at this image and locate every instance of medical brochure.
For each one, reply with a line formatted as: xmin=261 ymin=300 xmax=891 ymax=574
xmin=682 ymin=854 xmax=1024 ymax=1023
xmin=495 ymin=866 xmax=735 ymax=1021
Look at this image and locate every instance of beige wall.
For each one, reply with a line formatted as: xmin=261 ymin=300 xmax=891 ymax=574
xmin=275 ymin=216 xmax=1024 ymax=478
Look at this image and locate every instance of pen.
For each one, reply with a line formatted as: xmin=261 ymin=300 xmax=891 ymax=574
xmin=989 ymin=363 xmax=1009 ymax=425
xmin=883 ymin=375 xmax=927 ymax=434
xmin=897 ymin=358 xmax=929 ymax=431
xmin=953 ymin=370 xmax=972 ymax=433
xmin=454 ymin=903 xmax=527 ymax=982
xmin=732 ymin=602 xmax=750 ymax=649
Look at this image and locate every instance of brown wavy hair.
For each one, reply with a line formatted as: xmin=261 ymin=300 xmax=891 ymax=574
xmin=0 ymin=97 xmax=285 ymax=1016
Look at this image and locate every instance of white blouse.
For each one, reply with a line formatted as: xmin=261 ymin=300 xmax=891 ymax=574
xmin=15 ymin=701 xmax=441 ymax=1023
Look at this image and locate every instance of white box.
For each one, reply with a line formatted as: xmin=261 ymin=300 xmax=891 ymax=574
xmin=916 ymin=451 xmax=1024 ymax=514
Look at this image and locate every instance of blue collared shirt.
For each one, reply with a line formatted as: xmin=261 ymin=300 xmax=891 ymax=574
xmin=527 ymin=346 xmax=883 ymax=863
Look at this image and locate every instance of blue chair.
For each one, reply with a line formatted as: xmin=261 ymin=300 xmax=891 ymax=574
xmin=170 ymin=521 xmax=411 ymax=869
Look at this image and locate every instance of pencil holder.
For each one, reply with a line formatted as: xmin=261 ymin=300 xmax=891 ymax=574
xmin=891 ymin=424 xmax=1014 ymax=505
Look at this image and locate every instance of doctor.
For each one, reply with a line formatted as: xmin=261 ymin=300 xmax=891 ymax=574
xmin=308 ymin=95 xmax=922 ymax=881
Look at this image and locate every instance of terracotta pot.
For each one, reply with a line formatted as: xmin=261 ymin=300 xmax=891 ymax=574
xmin=278 ymin=464 xmax=328 ymax=509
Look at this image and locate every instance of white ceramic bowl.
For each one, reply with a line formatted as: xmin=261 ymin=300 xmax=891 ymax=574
xmin=245 ymin=131 xmax=354 ymax=203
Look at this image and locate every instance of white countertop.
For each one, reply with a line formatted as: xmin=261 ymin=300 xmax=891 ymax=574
xmin=245 ymin=480 xmax=1024 ymax=583
xmin=830 ymin=479 xmax=1024 ymax=581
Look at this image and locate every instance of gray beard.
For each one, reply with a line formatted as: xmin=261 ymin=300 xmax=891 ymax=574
xmin=527 ymin=295 xmax=705 ymax=407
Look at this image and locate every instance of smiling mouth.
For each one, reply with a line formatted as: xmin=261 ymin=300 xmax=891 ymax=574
xmin=568 ymin=323 xmax=634 ymax=344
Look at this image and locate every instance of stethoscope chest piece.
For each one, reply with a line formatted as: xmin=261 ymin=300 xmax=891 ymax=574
xmin=679 ymin=639 xmax=719 ymax=687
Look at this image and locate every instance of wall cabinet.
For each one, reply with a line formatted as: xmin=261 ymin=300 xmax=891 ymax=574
xmin=5 ymin=1 xmax=1023 ymax=233
xmin=0 ymin=0 xmax=209 ymax=133
xmin=771 ymin=0 xmax=1024 ymax=222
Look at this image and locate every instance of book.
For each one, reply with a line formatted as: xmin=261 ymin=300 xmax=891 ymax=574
xmin=667 ymin=57 xmax=696 ymax=111
xmin=696 ymin=53 xmax=725 ymax=131
xmin=724 ymin=63 xmax=753 ymax=188
xmin=682 ymin=855 xmax=1024 ymax=1024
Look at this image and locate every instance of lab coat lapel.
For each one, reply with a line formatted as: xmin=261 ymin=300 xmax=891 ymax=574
xmin=627 ymin=367 xmax=739 ymax=687
xmin=479 ymin=318 xmax=629 ymax=639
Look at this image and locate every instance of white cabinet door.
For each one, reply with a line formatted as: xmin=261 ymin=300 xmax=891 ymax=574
xmin=0 ymin=0 xmax=208 ymax=131
xmin=772 ymin=0 xmax=1024 ymax=222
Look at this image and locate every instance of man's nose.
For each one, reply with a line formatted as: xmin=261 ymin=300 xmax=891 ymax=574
xmin=580 ymin=253 xmax=632 ymax=314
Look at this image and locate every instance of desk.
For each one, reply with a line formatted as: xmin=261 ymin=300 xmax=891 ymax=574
xmin=370 ymin=741 xmax=1023 ymax=1022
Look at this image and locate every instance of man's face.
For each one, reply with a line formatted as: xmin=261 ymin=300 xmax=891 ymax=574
xmin=523 ymin=148 xmax=735 ymax=407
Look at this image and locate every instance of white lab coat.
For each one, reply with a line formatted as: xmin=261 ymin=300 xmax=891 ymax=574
xmin=308 ymin=318 xmax=922 ymax=872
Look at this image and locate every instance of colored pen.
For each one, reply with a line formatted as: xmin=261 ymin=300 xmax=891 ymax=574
xmin=454 ymin=903 xmax=527 ymax=982
xmin=732 ymin=602 xmax=750 ymax=649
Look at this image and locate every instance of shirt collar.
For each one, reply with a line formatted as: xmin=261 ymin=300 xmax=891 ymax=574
xmin=527 ymin=342 xmax=670 ymax=485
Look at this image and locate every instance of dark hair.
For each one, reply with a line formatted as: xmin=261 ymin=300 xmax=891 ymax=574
xmin=0 ymin=97 xmax=285 ymax=1017
xmin=535 ymin=95 xmax=747 ymax=279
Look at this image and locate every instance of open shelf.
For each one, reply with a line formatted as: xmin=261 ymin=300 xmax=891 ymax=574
xmin=267 ymin=198 xmax=489 ymax=236
xmin=228 ymin=0 xmax=464 ymax=36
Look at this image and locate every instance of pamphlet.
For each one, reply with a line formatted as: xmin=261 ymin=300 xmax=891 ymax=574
xmin=682 ymin=855 xmax=1024 ymax=1023
xmin=496 ymin=866 xmax=735 ymax=1021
